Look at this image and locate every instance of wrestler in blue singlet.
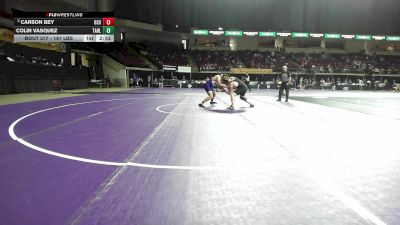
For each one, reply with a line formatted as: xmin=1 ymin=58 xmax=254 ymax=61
xmin=204 ymin=79 xmax=214 ymax=92
xmin=198 ymin=77 xmax=217 ymax=107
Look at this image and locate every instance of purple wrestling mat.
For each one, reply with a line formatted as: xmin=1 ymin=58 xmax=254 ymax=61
xmin=1 ymin=88 xmax=400 ymax=225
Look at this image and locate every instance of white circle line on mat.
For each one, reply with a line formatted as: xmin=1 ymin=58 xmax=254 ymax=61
xmin=156 ymin=103 xmax=205 ymax=116
xmin=8 ymin=98 xmax=226 ymax=170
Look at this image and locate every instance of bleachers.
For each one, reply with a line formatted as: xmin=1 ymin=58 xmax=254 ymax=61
xmin=89 ymin=41 xmax=400 ymax=75
xmin=191 ymin=50 xmax=400 ymax=74
xmin=130 ymin=42 xmax=189 ymax=69
xmin=192 ymin=50 xmax=242 ymax=71
xmin=102 ymin=42 xmax=149 ymax=68
xmin=0 ymin=42 xmax=88 ymax=94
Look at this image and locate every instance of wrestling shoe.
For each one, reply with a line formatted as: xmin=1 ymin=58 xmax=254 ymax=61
xmin=227 ymin=106 xmax=235 ymax=110
xmin=210 ymin=101 xmax=217 ymax=104
xmin=250 ymin=103 xmax=254 ymax=107
xmin=198 ymin=103 xmax=205 ymax=107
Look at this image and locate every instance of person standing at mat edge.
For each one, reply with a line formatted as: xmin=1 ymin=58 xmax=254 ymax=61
xmin=277 ymin=65 xmax=291 ymax=102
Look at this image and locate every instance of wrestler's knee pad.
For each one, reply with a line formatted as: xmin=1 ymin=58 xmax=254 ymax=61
xmin=240 ymin=96 xmax=247 ymax=101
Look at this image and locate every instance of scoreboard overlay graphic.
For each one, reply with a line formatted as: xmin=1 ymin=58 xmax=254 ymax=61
xmin=13 ymin=12 xmax=114 ymax=43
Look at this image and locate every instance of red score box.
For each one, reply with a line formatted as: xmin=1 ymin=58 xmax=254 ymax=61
xmin=102 ymin=18 xmax=115 ymax=26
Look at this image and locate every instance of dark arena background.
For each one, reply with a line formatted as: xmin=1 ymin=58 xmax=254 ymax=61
xmin=1 ymin=0 xmax=400 ymax=224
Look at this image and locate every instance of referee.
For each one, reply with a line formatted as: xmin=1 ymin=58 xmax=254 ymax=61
xmin=277 ymin=65 xmax=291 ymax=102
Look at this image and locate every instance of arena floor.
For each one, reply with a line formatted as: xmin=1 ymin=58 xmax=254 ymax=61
xmin=1 ymin=88 xmax=400 ymax=225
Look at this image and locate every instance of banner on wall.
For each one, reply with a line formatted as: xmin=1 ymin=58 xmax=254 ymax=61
xmin=230 ymin=68 xmax=273 ymax=74
xmin=0 ymin=28 xmax=13 ymax=42
xmin=20 ymin=42 xmax=66 ymax=52
xmin=163 ymin=65 xmax=177 ymax=71
xmin=178 ymin=66 xmax=191 ymax=73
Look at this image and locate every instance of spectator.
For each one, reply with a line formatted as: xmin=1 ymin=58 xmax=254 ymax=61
xmin=147 ymin=75 xmax=151 ymax=88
